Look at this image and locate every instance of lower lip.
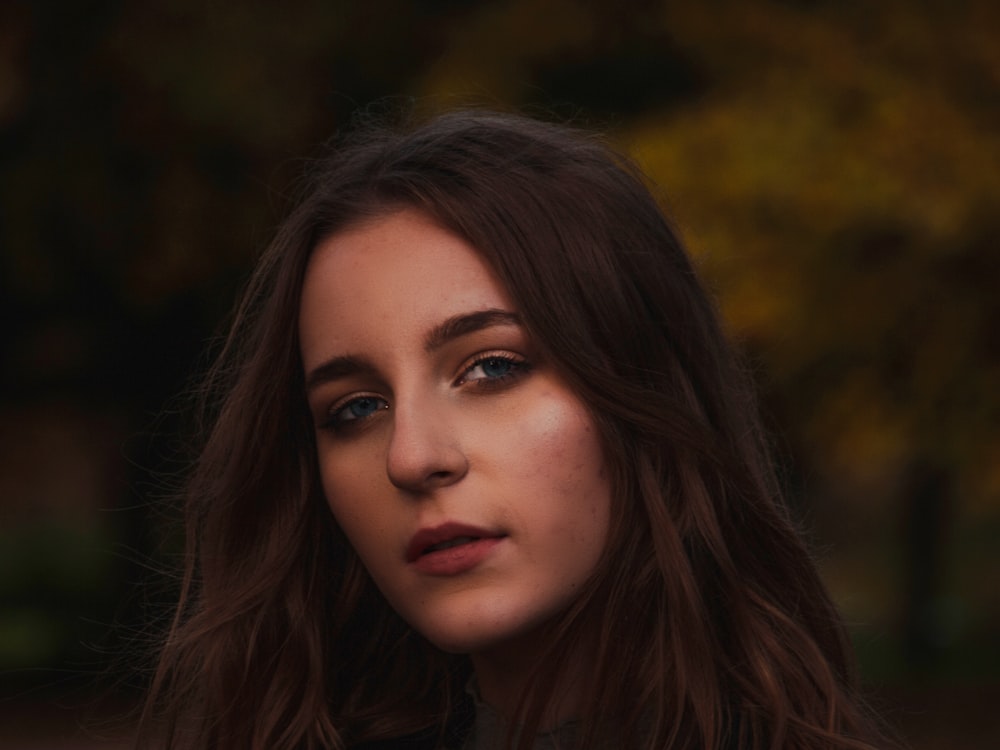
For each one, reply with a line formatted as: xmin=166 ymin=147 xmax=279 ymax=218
xmin=411 ymin=537 xmax=505 ymax=576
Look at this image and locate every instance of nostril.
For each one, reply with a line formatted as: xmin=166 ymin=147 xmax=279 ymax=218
xmin=425 ymin=468 xmax=460 ymax=487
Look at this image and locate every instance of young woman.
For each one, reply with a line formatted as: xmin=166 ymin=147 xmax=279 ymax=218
xmin=138 ymin=110 xmax=894 ymax=749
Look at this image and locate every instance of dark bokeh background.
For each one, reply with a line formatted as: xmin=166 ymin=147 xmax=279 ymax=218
xmin=1 ymin=1 xmax=997 ymax=747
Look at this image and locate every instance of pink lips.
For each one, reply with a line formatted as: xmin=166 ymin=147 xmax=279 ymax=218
xmin=407 ymin=522 xmax=505 ymax=576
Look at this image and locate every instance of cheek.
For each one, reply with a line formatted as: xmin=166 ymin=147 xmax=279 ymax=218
xmin=512 ymin=398 xmax=611 ymax=545
xmin=318 ymin=454 xmax=388 ymax=549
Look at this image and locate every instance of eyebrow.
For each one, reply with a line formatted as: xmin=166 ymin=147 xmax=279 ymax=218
xmin=423 ymin=309 xmax=521 ymax=353
xmin=304 ymin=309 xmax=522 ymax=393
xmin=304 ymin=354 xmax=377 ymax=393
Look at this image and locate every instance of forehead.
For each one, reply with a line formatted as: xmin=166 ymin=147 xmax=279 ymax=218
xmin=298 ymin=209 xmax=515 ymax=364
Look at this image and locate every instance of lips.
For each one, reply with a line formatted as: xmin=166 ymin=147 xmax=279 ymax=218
xmin=406 ymin=523 xmax=507 ymax=576
xmin=406 ymin=522 xmax=504 ymax=562
xmin=424 ymin=535 xmax=479 ymax=553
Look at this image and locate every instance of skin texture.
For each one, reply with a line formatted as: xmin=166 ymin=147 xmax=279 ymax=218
xmin=299 ymin=209 xmax=612 ymax=713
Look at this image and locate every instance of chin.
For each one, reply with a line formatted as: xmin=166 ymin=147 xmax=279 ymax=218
xmin=408 ymin=608 xmax=554 ymax=657
xmin=411 ymin=620 xmax=507 ymax=655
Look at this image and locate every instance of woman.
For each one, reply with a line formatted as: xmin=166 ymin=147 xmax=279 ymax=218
xmin=139 ymin=110 xmax=894 ymax=749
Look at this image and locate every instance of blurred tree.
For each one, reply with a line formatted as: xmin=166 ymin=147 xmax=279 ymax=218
xmin=618 ymin=0 xmax=1000 ymax=670
xmin=1 ymin=0 xmax=996 ymax=716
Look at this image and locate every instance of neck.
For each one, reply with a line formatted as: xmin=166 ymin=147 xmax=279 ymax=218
xmin=469 ymin=627 xmax=591 ymax=729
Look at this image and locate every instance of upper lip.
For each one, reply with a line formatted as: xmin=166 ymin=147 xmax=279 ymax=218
xmin=406 ymin=522 xmax=504 ymax=562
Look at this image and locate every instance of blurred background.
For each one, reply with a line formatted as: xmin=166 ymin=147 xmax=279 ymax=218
xmin=0 ymin=0 xmax=996 ymax=747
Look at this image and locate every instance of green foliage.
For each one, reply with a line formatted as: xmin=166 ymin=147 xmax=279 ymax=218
xmin=0 ymin=521 xmax=114 ymax=670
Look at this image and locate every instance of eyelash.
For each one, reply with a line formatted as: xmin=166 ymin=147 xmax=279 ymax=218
xmin=456 ymin=351 xmax=529 ymax=388
xmin=319 ymin=352 xmax=530 ymax=433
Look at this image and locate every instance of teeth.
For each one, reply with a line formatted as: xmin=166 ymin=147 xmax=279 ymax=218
xmin=425 ymin=536 xmax=478 ymax=554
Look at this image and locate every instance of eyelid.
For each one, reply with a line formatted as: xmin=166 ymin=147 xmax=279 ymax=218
xmin=454 ymin=350 xmax=529 ymax=386
xmin=320 ymin=390 xmax=388 ymax=430
xmin=328 ymin=390 xmax=383 ymax=414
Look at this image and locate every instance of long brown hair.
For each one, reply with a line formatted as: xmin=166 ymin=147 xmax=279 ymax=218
xmin=138 ymin=110 xmax=894 ymax=749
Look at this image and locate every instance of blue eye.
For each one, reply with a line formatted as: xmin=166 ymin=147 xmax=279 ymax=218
xmin=462 ymin=354 xmax=526 ymax=384
xmin=480 ymin=357 xmax=512 ymax=378
xmin=330 ymin=395 xmax=387 ymax=425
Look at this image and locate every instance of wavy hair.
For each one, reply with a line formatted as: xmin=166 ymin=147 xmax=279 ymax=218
xmin=137 ymin=110 xmax=894 ymax=749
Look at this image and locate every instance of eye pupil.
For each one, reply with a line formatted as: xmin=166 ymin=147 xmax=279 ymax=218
xmin=482 ymin=357 xmax=511 ymax=378
xmin=349 ymin=397 xmax=380 ymax=418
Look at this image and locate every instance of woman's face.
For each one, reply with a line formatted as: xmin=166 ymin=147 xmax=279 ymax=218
xmin=299 ymin=209 xmax=612 ymax=657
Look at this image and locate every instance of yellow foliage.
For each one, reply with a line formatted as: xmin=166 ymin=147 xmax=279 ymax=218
xmin=411 ymin=0 xmax=999 ymax=510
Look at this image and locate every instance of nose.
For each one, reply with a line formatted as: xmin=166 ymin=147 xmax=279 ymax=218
xmin=386 ymin=398 xmax=468 ymax=493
